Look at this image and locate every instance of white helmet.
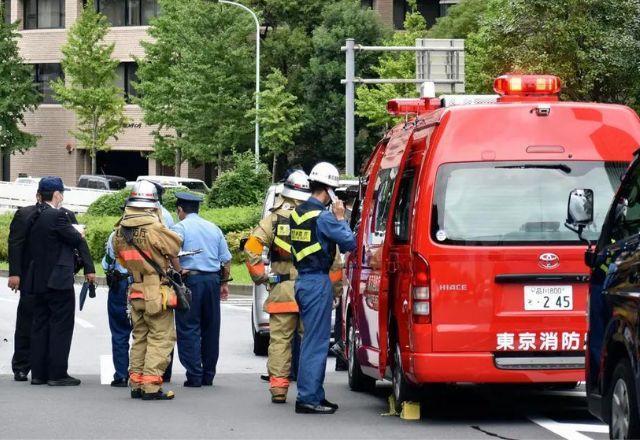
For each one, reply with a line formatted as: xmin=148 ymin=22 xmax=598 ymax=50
xmin=127 ymin=180 xmax=159 ymax=208
xmin=308 ymin=162 xmax=340 ymax=188
xmin=281 ymin=170 xmax=311 ymax=201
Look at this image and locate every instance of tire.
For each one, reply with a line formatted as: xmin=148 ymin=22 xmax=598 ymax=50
xmin=392 ymin=342 xmax=418 ymax=404
xmin=608 ymin=359 xmax=640 ymax=439
xmin=252 ymin=310 xmax=269 ymax=356
xmin=347 ymin=321 xmax=376 ymax=392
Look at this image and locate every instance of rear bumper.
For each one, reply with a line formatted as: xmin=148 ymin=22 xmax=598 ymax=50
xmin=406 ymin=352 xmax=584 ymax=383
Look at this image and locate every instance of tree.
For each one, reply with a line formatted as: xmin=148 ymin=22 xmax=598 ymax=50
xmin=466 ymin=0 xmax=640 ymax=108
xmin=0 ymin=2 xmax=41 ymax=176
xmin=247 ymin=69 xmax=303 ymax=180
xmin=52 ymin=0 xmax=127 ymax=175
xmin=426 ymin=0 xmax=487 ymax=39
xmin=355 ymin=5 xmax=427 ymax=132
xmin=137 ymin=0 xmax=254 ymax=177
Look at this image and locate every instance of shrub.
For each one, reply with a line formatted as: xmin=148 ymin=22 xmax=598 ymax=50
xmin=80 ymin=215 xmax=121 ymax=263
xmin=0 ymin=214 xmax=13 ymax=261
xmin=200 ymin=205 xmax=261 ymax=234
xmin=225 ymin=228 xmax=252 ymax=264
xmin=206 ymin=152 xmax=271 ymax=208
xmin=86 ymin=189 xmax=129 ymax=216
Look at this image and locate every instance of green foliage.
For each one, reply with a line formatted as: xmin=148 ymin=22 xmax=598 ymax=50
xmin=86 ymin=188 xmax=129 ymax=216
xmin=466 ymin=0 xmax=640 ymax=108
xmin=200 ymin=206 xmax=261 ymax=234
xmin=0 ymin=4 xmax=40 ymax=158
xmin=247 ymin=68 xmax=303 ymax=176
xmin=224 ymin=229 xmax=253 ymax=264
xmin=81 ymin=215 xmax=121 ymax=262
xmin=355 ymin=9 xmax=427 ymax=133
xmin=207 ymin=152 xmax=271 ymax=208
xmin=0 ymin=213 xmax=12 ymax=261
xmin=137 ymin=0 xmax=254 ymax=172
xmin=426 ymin=0 xmax=487 ymax=39
xmin=52 ymin=0 xmax=128 ymax=174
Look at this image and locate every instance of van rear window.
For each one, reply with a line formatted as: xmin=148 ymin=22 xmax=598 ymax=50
xmin=432 ymin=161 xmax=627 ymax=246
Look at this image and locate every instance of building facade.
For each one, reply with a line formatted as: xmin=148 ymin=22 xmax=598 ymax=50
xmin=365 ymin=0 xmax=460 ymax=30
xmin=4 ymin=0 xmax=202 ymax=185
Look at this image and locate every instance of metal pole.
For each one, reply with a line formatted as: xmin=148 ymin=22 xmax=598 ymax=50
xmin=219 ymin=1 xmax=260 ymax=170
xmin=345 ymin=38 xmax=355 ymax=177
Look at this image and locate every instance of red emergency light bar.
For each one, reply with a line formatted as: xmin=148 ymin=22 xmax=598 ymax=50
xmin=387 ymin=98 xmax=441 ymax=116
xmin=494 ymin=74 xmax=562 ymax=97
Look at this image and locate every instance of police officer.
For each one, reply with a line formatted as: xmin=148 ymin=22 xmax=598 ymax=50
xmin=102 ymin=230 xmax=132 ymax=387
xmin=290 ymin=162 xmax=356 ymax=414
xmin=171 ymin=192 xmax=232 ymax=387
xmin=244 ymin=171 xmax=311 ymax=403
xmin=113 ymin=181 xmax=182 ymax=400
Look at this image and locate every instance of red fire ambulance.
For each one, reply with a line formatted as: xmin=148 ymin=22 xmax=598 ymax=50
xmin=343 ymin=74 xmax=640 ymax=402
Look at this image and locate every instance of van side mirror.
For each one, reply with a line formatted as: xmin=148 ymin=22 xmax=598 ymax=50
xmin=565 ymin=189 xmax=594 ymax=245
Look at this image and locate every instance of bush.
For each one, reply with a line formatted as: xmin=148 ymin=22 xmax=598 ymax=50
xmin=206 ymin=152 xmax=271 ymax=208
xmin=225 ymin=228 xmax=252 ymax=264
xmin=86 ymin=189 xmax=129 ymax=216
xmin=80 ymin=215 xmax=121 ymax=263
xmin=0 ymin=213 xmax=13 ymax=261
xmin=200 ymin=205 xmax=261 ymax=234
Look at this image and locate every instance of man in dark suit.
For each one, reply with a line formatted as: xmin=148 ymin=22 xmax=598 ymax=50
xmin=23 ymin=177 xmax=95 ymax=386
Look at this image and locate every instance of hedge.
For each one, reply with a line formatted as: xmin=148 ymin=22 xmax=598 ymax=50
xmin=87 ymin=187 xmax=202 ymax=217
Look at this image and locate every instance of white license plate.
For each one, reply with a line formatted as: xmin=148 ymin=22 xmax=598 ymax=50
xmin=524 ymin=286 xmax=573 ymax=311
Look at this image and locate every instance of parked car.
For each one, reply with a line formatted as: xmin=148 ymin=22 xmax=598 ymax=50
xmin=567 ymin=156 xmax=640 ymax=438
xmin=14 ymin=176 xmax=41 ymax=186
xmin=77 ymin=175 xmax=127 ymax=191
xmin=136 ymin=176 xmax=210 ymax=193
xmin=251 ymin=179 xmax=359 ymax=355
xmin=342 ymin=73 xmax=640 ymax=403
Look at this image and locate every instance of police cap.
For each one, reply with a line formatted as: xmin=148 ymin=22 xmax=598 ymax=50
xmin=175 ymin=192 xmax=203 ymax=211
xmin=38 ymin=176 xmax=66 ymax=192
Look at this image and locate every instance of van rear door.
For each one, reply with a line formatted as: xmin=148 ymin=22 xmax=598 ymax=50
xmin=426 ymin=161 xmax=627 ymax=355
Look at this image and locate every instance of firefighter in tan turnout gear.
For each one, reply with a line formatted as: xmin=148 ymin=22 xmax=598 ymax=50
xmin=113 ymin=181 xmax=183 ymax=401
xmin=244 ymin=171 xmax=311 ymax=403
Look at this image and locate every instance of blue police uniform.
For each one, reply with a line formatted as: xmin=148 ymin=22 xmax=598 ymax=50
xmin=102 ymin=231 xmax=132 ymax=383
xmin=161 ymin=205 xmax=174 ymax=227
xmin=290 ymin=196 xmax=355 ymax=407
xmin=171 ymin=193 xmax=232 ymax=386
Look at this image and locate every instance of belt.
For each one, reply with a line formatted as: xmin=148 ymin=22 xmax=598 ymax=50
xmin=112 ymin=271 xmax=130 ymax=281
xmin=184 ymin=270 xmax=220 ymax=277
xmin=297 ymin=270 xmax=329 ymax=275
xmin=268 ymin=274 xmax=291 ymax=284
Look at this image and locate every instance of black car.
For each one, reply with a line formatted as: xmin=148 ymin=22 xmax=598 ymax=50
xmin=566 ymin=160 xmax=640 ymax=439
xmin=77 ymin=174 xmax=127 ymax=191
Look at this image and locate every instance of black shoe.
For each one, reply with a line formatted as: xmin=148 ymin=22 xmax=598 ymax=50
xmin=260 ymin=374 xmax=269 ymax=382
xmin=131 ymin=389 xmax=142 ymax=399
xmin=47 ymin=376 xmax=81 ymax=386
xmin=31 ymin=378 xmax=46 ymax=385
xmin=295 ymin=402 xmax=336 ymax=414
xmin=14 ymin=371 xmax=28 ymax=382
xmin=142 ymin=389 xmax=175 ymax=400
xmin=184 ymin=380 xmax=202 ymax=388
xmin=202 ymin=379 xmax=213 ymax=386
xmin=111 ymin=378 xmax=128 ymax=387
xmin=321 ymin=399 xmax=339 ymax=410
xmin=335 ymin=360 xmax=348 ymax=372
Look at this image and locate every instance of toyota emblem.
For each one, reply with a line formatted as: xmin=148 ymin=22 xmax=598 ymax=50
xmin=539 ymin=253 xmax=560 ymax=270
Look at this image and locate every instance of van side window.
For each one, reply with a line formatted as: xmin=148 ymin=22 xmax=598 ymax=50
xmin=393 ymin=171 xmax=415 ymax=242
xmin=608 ymin=168 xmax=640 ymax=242
xmin=369 ymin=167 xmax=398 ymax=245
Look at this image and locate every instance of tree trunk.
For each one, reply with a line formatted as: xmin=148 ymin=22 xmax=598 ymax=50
xmin=92 ymin=115 xmax=98 ymax=175
xmin=91 ymin=151 xmax=97 ymax=175
xmin=272 ymin=154 xmax=277 ymax=183
xmin=217 ymin=151 xmax=223 ymax=179
xmin=174 ymin=148 xmax=182 ymax=177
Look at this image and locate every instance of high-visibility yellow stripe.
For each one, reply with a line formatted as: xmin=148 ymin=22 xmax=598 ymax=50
xmin=292 ymin=242 xmax=322 ymax=261
xmin=291 ymin=210 xmax=321 ymax=225
xmin=273 ymin=236 xmax=291 ymax=253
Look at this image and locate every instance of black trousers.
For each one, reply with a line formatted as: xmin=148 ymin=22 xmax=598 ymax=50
xmin=12 ymin=293 xmax=35 ymax=374
xmin=31 ymin=289 xmax=75 ymax=380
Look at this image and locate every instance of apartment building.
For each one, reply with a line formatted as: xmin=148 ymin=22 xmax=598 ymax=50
xmin=3 ymin=0 xmax=202 ymax=185
xmin=365 ymin=0 xmax=460 ymax=29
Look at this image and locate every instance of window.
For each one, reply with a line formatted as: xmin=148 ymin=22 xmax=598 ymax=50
xmin=24 ymin=0 xmax=65 ymax=29
xmin=33 ymin=64 xmax=63 ymax=104
xmin=3 ymin=0 xmax=11 ymax=24
xmin=393 ymin=0 xmax=443 ymax=30
xmin=97 ymin=0 xmax=158 ymax=26
xmin=368 ymin=167 xmax=398 ymax=245
xmin=115 ymin=62 xmax=138 ymax=102
xmin=393 ymin=171 xmax=415 ymax=242
xmin=432 ymin=161 xmax=628 ymax=246
xmin=606 ymin=164 xmax=640 ymax=243
xmin=439 ymin=0 xmax=459 ymax=17
xmin=361 ymin=0 xmax=374 ymax=9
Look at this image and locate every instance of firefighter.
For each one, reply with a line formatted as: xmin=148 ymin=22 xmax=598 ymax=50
xmin=112 ymin=181 xmax=183 ymax=401
xmin=290 ymin=162 xmax=356 ymax=414
xmin=244 ymin=170 xmax=311 ymax=403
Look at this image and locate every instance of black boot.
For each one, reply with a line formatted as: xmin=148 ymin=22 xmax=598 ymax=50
xmin=142 ymin=389 xmax=175 ymax=400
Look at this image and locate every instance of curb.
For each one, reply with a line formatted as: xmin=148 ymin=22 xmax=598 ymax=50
xmin=0 ymin=269 xmax=254 ymax=297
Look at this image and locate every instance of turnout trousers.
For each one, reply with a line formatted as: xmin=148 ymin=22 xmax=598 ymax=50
xmin=268 ymin=312 xmax=301 ymax=390
xmin=176 ymin=273 xmax=221 ymax=386
xmin=129 ymin=301 xmax=176 ymax=394
xmin=107 ymin=278 xmax=131 ymax=381
xmin=295 ymin=273 xmax=333 ymax=405
xmin=30 ymin=289 xmax=76 ymax=381
xmin=12 ymin=292 xmax=34 ymax=375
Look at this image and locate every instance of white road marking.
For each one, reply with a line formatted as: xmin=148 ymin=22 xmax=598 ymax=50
xmin=530 ymin=416 xmax=608 ymax=440
xmin=223 ymin=304 xmax=252 ymax=312
xmin=74 ymin=317 xmax=95 ymax=328
xmin=100 ymin=355 xmax=115 ymax=385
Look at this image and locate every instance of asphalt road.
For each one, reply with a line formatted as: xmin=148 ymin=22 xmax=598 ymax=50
xmin=0 ymin=280 xmax=610 ymax=439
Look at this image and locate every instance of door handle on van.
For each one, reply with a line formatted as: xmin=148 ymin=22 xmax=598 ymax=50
xmin=388 ymin=253 xmax=398 ymax=274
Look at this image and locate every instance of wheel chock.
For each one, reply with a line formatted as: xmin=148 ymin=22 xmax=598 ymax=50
xmin=380 ymin=394 xmax=400 ymax=416
xmin=400 ymin=401 xmax=420 ymax=420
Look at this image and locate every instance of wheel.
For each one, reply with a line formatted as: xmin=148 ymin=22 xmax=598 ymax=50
xmin=392 ymin=342 xmax=418 ymax=404
xmin=347 ymin=321 xmax=376 ymax=392
xmin=252 ymin=310 xmax=269 ymax=356
xmin=608 ymin=359 xmax=640 ymax=439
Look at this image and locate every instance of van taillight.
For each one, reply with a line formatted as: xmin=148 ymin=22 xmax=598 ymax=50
xmin=412 ymin=253 xmax=431 ymax=324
